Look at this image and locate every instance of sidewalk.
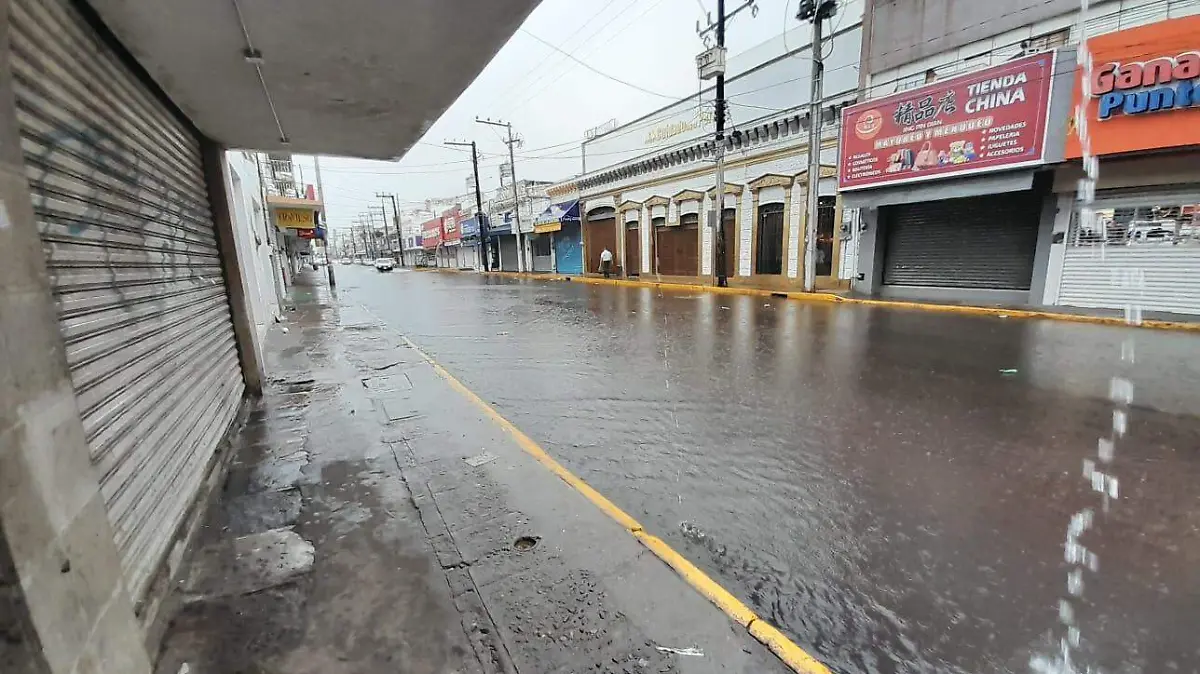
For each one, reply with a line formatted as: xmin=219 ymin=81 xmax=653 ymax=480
xmin=155 ymin=272 xmax=789 ymax=674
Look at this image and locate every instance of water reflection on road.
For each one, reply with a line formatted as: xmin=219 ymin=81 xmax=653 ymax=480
xmin=341 ymin=268 xmax=1200 ymax=674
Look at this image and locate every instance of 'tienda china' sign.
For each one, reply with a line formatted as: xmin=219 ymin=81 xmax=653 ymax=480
xmin=1067 ymin=14 xmax=1200 ymax=158
xmin=838 ymin=52 xmax=1055 ymax=191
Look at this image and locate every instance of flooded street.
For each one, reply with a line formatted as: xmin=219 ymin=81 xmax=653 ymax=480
xmin=340 ymin=267 xmax=1200 ymax=674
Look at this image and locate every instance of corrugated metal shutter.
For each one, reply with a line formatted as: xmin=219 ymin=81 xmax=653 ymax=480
xmin=1059 ymin=246 xmax=1200 ymax=315
xmin=499 ymin=236 xmax=519 ymax=271
xmin=883 ymin=191 xmax=1040 ymax=289
xmin=11 ymin=0 xmax=244 ymax=601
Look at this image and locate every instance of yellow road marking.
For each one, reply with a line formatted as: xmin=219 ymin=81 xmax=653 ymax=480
xmin=393 ymin=332 xmax=833 ymax=674
xmin=476 ymin=270 xmax=1200 ymax=333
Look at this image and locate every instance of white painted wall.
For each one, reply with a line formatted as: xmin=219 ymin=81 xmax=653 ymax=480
xmin=225 ymin=151 xmax=281 ymax=356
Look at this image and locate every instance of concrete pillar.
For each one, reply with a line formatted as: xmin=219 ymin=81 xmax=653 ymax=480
xmin=204 ymin=141 xmax=265 ymax=396
xmin=0 ymin=2 xmax=152 ymax=671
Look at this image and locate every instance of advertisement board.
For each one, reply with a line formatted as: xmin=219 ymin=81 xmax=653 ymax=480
xmin=838 ymin=51 xmax=1056 ymax=191
xmin=1065 ymin=15 xmax=1200 ymax=159
xmin=442 ymin=208 xmax=461 ymax=244
xmin=421 ymin=218 xmax=442 ymax=249
xmin=274 ymin=207 xmax=317 ymax=229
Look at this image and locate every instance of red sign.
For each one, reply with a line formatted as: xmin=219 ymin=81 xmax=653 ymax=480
xmin=1065 ymin=15 xmax=1200 ymax=158
xmin=442 ymin=208 xmax=461 ymax=244
xmin=838 ymin=52 xmax=1057 ymax=191
xmin=421 ymin=218 xmax=442 ymax=249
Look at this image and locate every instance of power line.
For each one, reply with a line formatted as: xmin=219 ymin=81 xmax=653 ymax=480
xmin=518 ymin=29 xmax=684 ymax=100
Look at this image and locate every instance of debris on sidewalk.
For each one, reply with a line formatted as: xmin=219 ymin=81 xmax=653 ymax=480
xmin=182 ymin=527 xmax=315 ymax=602
xmin=464 ymin=450 xmax=498 ymax=467
xmin=656 ymin=646 xmax=705 ymax=657
xmin=999 ymin=368 xmax=1019 ymax=376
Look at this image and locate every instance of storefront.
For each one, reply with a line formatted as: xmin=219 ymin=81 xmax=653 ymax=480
xmin=583 ymin=198 xmax=619 ymax=276
xmin=421 ymin=217 xmax=442 ymax=265
xmin=619 ymin=201 xmax=642 ymax=277
xmin=841 ymin=51 xmax=1072 ymax=304
xmin=1043 ymin=15 xmax=1200 ymax=316
xmin=491 ymin=211 xmax=520 ymax=272
xmin=533 ymin=200 xmax=581 ymax=274
xmin=459 ymin=214 xmax=485 ymax=270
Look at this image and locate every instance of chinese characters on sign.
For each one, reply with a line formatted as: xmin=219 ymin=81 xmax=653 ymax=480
xmin=838 ymin=52 xmax=1056 ymax=191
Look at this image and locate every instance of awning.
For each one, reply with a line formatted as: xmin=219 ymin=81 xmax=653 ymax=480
xmin=841 ymin=170 xmax=1037 ymax=209
xmin=534 ymin=199 xmax=580 ymax=234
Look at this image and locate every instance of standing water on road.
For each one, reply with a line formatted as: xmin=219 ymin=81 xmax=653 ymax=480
xmin=339 ymin=269 xmax=1200 ymax=674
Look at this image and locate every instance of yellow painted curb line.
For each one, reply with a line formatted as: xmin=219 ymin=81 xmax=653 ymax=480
xmin=481 ymin=271 xmax=1200 ymax=332
xmin=393 ymin=331 xmax=832 ymax=674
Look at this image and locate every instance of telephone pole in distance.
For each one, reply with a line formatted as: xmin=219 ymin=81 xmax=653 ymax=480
xmin=476 ymin=118 xmax=524 ymax=272
xmin=446 ymin=139 xmax=490 ymax=271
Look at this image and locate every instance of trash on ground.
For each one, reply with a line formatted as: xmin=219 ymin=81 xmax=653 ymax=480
xmin=281 ymin=327 xmax=289 ymax=334
xmin=373 ymin=361 xmax=401 ymax=371
xmin=999 ymin=368 xmax=1019 ymax=376
xmin=464 ymin=451 xmax=498 ymax=467
xmin=655 ymin=646 xmax=704 ymax=657
xmin=497 ymin=331 xmax=509 ymax=336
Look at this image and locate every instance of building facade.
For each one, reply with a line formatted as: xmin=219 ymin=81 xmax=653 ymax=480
xmin=558 ymin=3 xmax=866 ymax=289
xmin=845 ymin=0 xmax=1200 ymax=313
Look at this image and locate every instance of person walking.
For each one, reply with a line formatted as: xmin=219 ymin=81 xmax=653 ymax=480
xmin=599 ymin=247 xmax=613 ymax=278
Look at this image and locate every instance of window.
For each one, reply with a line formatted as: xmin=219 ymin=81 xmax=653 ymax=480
xmin=1070 ymin=201 xmax=1200 ymax=246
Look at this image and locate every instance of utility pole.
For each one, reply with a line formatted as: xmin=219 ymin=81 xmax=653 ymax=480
xmin=798 ymin=0 xmax=837 ymax=292
xmin=313 ymin=155 xmax=334 ymax=287
xmin=477 ymin=118 xmax=523 ymax=272
xmin=385 ymin=194 xmax=406 ymax=267
xmin=375 ymin=193 xmax=395 ymax=261
xmin=446 ymin=140 xmax=489 ymax=271
xmin=698 ymin=0 xmax=756 ymax=287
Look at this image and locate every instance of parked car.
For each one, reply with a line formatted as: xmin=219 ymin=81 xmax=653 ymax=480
xmin=374 ymin=257 xmax=395 ymax=272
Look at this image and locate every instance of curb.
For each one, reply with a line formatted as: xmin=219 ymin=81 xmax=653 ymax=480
xmin=478 ymin=271 xmax=1200 ymax=333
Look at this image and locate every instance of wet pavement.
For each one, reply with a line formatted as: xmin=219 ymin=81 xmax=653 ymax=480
xmin=338 ymin=267 xmax=1200 ymax=674
xmin=156 ymin=271 xmax=785 ymax=674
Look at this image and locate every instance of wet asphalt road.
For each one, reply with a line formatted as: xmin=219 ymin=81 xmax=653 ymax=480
xmin=337 ymin=266 xmax=1200 ymax=674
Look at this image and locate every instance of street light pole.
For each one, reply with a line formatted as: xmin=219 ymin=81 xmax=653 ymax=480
xmin=798 ymin=0 xmax=837 ymax=292
xmin=446 ymin=140 xmax=489 ymax=271
xmin=698 ymin=0 xmax=756 ymax=287
xmin=477 ymin=118 xmax=523 ymax=272
xmin=386 ymin=194 xmax=406 ymax=267
xmin=373 ymin=197 xmax=394 ymax=261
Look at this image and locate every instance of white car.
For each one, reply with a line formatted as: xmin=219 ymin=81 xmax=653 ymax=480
xmin=374 ymin=257 xmax=395 ymax=272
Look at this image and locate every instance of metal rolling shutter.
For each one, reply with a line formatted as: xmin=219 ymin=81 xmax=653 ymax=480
xmin=624 ymin=222 xmax=640 ymax=276
xmin=11 ymin=0 xmax=244 ymax=600
xmin=883 ymin=192 xmax=1041 ymax=289
xmin=499 ymin=236 xmax=519 ymax=271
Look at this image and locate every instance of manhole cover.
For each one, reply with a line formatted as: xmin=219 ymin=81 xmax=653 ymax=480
xmin=513 ymin=536 xmax=539 ymax=551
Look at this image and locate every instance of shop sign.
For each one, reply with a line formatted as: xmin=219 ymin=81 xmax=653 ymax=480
xmin=1066 ymin=15 xmax=1200 ymax=158
xmin=421 ymin=218 xmax=442 ymax=249
xmin=838 ymin=51 xmax=1056 ymax=191
xmin=274 ymin=207 xmax=317 ymax=229
xmin=296 ymin=226 xmax=325 ymax=240
xmin=442 ymin=208 xmax=461 ymax=244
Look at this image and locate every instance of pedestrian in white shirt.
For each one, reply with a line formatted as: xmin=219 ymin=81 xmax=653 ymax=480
xmin=599 ymin=247 xmax=613 ymax=278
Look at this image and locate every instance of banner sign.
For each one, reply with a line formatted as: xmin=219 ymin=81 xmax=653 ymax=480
xmin=296 ymin=226 xmax=325 ymax=240
xmin=442 ymin=208 xmax=461 ymax=244
xmin=838 ymin=51 xmax=1056 ymax=191
xmin=1066 ymin=15 xmax=1200 ymax=158
xmin=274 ymin=207 xmax=317 ymax=229
xmin=421 ymin=218 xmax=442 ymax=249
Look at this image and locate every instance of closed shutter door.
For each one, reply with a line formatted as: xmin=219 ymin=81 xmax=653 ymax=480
xmin=659 ymin=217 xmax=699 ymax=276
xmin=883 ymin=191 xmax=1040 ymax=289
xmin=499 ymin=236 xmax=519 ymax=271
xmin=585 ymin=217 xmax=617 ymax=274
xmin=12 ymin=0 xmax=245 ymax=600
xmin=625 ymin=223 xmax=640 ymax=276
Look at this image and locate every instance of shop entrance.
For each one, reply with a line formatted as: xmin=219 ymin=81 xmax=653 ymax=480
xmin=625 ymin=220 xmax=640 ymax=276
xmin=585 ymin=208 xmax=618 ymax=274
xmin=816 ymin=196 xmax=837 ymax=277
xmin=656 ymin=214 xmax=699 ymax=276
xmin=756 ymin=203 xmax=785 ymax=275
xmin=883 ymin=191 xmax=1041 ymax=292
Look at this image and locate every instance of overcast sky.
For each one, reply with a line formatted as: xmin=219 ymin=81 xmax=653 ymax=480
xmin=303 ymin=0 xmax=804 ymax=228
